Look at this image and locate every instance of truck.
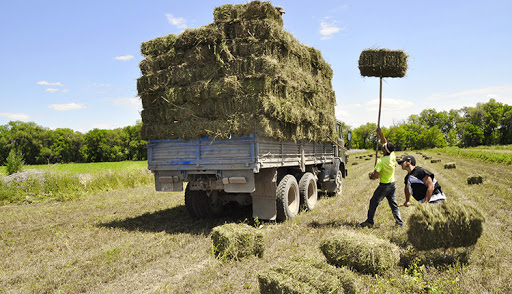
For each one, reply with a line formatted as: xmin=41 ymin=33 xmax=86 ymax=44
xmin=147 ymin=122 xmax=348 ymax=221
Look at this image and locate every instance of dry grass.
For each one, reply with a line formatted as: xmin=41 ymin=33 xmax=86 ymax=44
xmin=1 ymin=150 xmax=512 ymax=293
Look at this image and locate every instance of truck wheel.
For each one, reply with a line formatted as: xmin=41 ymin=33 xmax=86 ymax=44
xmin=276 ymin=174 xmax=300 ymax=221
xmin=195 ymin=190 xmax=224 ymax=218
xmin=185 ymin=185 xmax=198 ymax=217
xmin=328 ymin=171 xmax=343 ymax=196
xmin=299 ymin=172 xmax=317 ymax=211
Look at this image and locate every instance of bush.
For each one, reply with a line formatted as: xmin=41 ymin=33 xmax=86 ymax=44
xmin=320 ymin=229 xmax=400 ymax=275
xmin=5 ymin=149 xmax=24 ymax=175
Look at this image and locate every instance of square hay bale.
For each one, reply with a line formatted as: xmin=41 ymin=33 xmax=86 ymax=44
xmin=444 ymin=162 xmax=456 ymax=169
xmin=407 ymin=202 xmax=485 ymax=250
xmin=257 ymin=257 xmax=359 ymax=294
xmin=351 ymin=162 xmax=359 ymax=165
xmin=320 ymin=229 xmax=400 ymax=275
xmin=431 ymin=159 xmax=441 ymax=163
xmin=211 ymin=223 xmax=264 ymax=260
xmin=467 ymin=176 xmax=483 ymax=185
xmin=358 ymin=49 xmax=408 ymax=78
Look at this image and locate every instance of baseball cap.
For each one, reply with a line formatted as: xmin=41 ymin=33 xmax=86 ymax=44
xmin=397 ymin=155 xmax=416 ymax=165
xmin=275 ymin=6 xmax=285 ymax=13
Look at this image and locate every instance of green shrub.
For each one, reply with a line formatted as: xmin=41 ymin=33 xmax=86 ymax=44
xmin=5 ymin=149 xmax=25 ymax=175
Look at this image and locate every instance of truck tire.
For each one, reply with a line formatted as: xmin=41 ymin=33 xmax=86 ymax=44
xmin=299 ymin=172 xmax=318 ymax=211
xmin=195 ymin=190 xmax=224 ymax=218
xmin=276 ymin=174 xmax=300 ymax=221
xmin=328 ymin=170 xmax=343 ymax=196
xmin=185 ymin=186 xmax=223 ymax=218
xmin=185 ymin=185 xmax=198 ymax=217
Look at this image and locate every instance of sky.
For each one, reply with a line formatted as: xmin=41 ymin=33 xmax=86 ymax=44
xmin=1 ymin=0 xmax=511 ymax=133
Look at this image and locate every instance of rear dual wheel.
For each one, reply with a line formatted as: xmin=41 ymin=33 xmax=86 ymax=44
xmin=299 ymin=172 xmax=318 ymax=211
xmin=185 ymin=185 xmax=223 ymax=218
xmin=276 ymin=175 xmax=300 ymax=221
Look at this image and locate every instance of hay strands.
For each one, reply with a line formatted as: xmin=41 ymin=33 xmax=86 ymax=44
xmin=358 ymin=48 xmax=408 ymax=164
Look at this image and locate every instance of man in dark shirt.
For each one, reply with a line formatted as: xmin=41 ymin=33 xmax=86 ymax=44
xmin=397 ymin=155 xmax=447 ymax=206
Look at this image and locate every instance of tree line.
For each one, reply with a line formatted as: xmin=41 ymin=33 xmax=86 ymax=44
xmin=0 ymin=121 xmax=147 ymax=165
xmin=1 ymin=99 xmax=511 ymax=166
xmin=344 ymin=99 xmax=512 ymax=150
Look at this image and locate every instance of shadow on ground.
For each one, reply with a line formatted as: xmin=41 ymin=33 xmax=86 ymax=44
xmin=99 ymin=203 xmax=253 ymax=235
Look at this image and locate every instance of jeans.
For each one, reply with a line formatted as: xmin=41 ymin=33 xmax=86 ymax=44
xmin=365 ymin=182 xmax=403 ymax=225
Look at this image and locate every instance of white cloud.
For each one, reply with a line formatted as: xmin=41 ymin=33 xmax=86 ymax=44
xmin=45 ymin=88 xmax=59 ymax=93
xmin=320 ymin=17 xmax=343 ymax=40
xmin=48 ymin=103 xmax=86 ymax=111
xmin=115 ymin=55 xmax=134 ymax=61
xmin=61 ymin=89 xmax=69 ymax=93
xmin=166 ymin=13 xmax=187 ymax=29
xmin=0 ymin=112 xmax=30 ymax=120
xmin=37 ymin=81 xmax=63 ymax=86
xmin=110 ymin=97 xmax=141 ymax=110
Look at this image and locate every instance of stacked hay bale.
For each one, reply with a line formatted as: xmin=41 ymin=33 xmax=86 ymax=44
xmin=407 ymin=202 xmax=485 ymax=250
xmin=137 ymin=1 xmax=336 ymax=142
xmin=320 ymin=229 xmax=400 ymax=275
xmin=257 ymin=257 xmax=359 ymax=294
xmin=211 ymin=223 xmax=264 ymax=260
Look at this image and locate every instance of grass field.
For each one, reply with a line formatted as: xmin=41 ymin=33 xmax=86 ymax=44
xmin=1 ymin=150 xmax=511 ymax=293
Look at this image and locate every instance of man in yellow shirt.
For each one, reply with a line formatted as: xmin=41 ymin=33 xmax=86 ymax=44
xmin=360 ymin=127 xmax=403 ymax=227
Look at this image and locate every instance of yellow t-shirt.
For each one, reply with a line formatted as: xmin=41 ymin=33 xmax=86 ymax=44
xmin=375 ymin=152 xmax=396 ymax=184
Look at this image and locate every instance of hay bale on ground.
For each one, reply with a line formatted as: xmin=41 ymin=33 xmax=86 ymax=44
xmin=320 ymin=229 xmax=400 ymax=275
xmin=467 ymin=176 xmax=483 ymax=185
xmin=351 ymin=162 xmax=358 ymax=165
xmin=444 ymin=162 xmax=456 ymax=169
xmin=358 ymin=49 xmax=408 ymax=78
xmin=407 ymin=202 xmax=485 ymax=250
xmin=211 ymin=223 xmax=264 ymax=260
xmin=257 ymin=257 xmax=359 ymax=294
xmin=431 ymin=159 xmax=441 ymax=163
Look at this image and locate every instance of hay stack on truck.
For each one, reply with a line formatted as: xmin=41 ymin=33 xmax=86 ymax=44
xmin=137 ymin=1 xmax=348 ymax=221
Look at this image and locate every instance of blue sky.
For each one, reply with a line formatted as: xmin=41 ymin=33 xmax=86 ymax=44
xmin=1 ymin=0 xmax=511 ymax=132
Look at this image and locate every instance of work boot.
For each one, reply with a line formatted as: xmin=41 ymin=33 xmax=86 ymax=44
xmin=359 ymin=221 xmax=373 ymax=228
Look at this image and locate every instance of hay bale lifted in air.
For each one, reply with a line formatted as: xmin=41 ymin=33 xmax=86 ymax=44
xmin=467 ymin=176 xmax=483 ymax=185
xmin=358 ymin=49 xmax=408 ymax=78
xmin=320 ymin=229 xmax=400 ymax=275
xmin=257 ymin=257 xmax=359 ymax=294
xmin=407 ymin=202 xmax=485 ymax=250
xmin=137 ymin=1 xmax=336 ymax=142
xmin=211 ymin=223 xmax=264 ymax=260
xmin=444 ymin=162 xmax=456 ymax=169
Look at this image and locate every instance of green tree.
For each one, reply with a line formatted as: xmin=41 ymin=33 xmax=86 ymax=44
xmin=5 ymin=148 xmax=25 ymax=175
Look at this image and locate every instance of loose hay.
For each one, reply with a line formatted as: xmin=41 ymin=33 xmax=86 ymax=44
xmin=407 ymin=202 xmax=485 ymax=250
xmin=211 ymin=223 xmax=264 ymax=260
xmin=444 ymin=162 xmax=456 ymax=169
xmin=257 ymin=257 xmax=359 ymax=294
xmin=319 ymin=229 xmax=400 ymax=275
xmin=138 ymin=1 xmax=336 ymax=142
xmin=358 ymin=49 xmax=408 ymax=78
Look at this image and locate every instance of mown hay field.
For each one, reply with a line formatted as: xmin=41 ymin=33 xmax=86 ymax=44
xmin=1 ymin=149 xmax=511 ymax=293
